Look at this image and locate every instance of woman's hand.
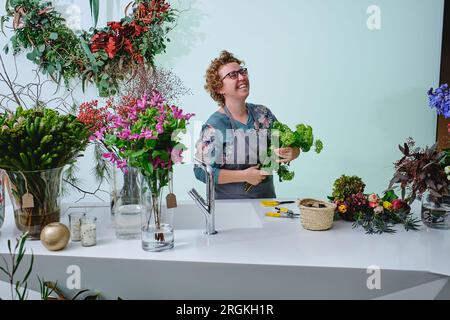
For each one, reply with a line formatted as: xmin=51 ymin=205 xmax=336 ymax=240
xmin=274 ymin=147 xmax=301 ymax=163
xmin=244 ymin=166 xmax=268 ymax=185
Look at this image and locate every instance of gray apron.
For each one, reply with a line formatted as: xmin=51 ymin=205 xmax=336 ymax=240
xmin=215 ymin=103 xmax=276 ymax=199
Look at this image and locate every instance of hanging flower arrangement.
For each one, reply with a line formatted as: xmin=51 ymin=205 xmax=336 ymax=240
xmin=2 ymin=0 xmax=177 ymax=96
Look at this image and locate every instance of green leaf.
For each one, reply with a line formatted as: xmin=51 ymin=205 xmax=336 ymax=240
xmin=1 ymin=16 xmax=7 ymax=37
xmin=79 ymin=37 xmax=99 ymax=73
xmin=89 ymin=0 xmax=100 ymax=28
xmin=38 ymin=44 xmax=46 ymax=53
xmin=49 ymin=32 xmax=58 ymax=40
xmin=26 ymin=51 xmax=36 ymax=61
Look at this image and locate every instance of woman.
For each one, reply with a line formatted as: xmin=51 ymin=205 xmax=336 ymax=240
xmin=194 ymin=50 xmax=300 ymax=199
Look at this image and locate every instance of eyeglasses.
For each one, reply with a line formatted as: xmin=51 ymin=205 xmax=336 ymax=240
xmin=222 ymin=67 xmax=248 ymax=80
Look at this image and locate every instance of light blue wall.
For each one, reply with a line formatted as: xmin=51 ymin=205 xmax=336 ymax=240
xmin=0 ymin=0 xmax=445 ymax=202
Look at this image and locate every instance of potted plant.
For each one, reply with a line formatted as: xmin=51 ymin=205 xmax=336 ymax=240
xmin=388 ymin=138 xmax=450 ymax=229
xmin=0 ymin=107 xmax=89 ymax=238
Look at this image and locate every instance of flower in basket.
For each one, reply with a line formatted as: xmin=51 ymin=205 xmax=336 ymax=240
xmin=0 ymin=107 xmax=90 ymax=238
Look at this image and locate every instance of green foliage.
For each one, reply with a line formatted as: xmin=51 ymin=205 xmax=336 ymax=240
xmin=0 ymin=107 xmax=89 ymax=171
xmin=5 ymin=0 xmax=86 ymax=88
xmin=331 ymin=175 xmax=366 ymax=202
xmin=2 ymin=0 xmax=177 ymax=96
xmin=0 ymin=233 xmax=34 ymax=300
xmin=265 ymin=121 xmax=323 ymax=182
xmin=38 ymin=277 xmax=56 ymax=300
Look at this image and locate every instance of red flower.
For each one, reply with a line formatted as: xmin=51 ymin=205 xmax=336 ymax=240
xmin=391 ymin=199 xmax=404 ymax=210
xmin=77 ymin=100 xmax=108 ymax=134
xmin=106 ymin=37 xmax=118 ymax=59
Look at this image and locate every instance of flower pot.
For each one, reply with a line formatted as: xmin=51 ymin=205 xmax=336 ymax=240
xmin=111 ymin=165 xmax=141 ymax=239
xmin=140 ymin=169 xmax=174 ymax=252
xmin=5 ymin=167 xmax=64 ymax=239
xmin=421 ymin=193 xmax=450 ymax=230
xmin=0 ymin=170 xmax=5 ymax=230
xmin=297 ymin=198 xmax=336 ymax=231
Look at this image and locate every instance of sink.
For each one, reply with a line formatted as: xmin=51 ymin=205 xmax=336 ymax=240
xmin=172 ymin=202 xmax=263 ymax=230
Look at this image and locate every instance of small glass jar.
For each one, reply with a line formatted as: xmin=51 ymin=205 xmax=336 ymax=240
xmin=80 ymin=216 xmax=97 ymax=247
xmin=68 ymin=212 xmax=86 ymax=242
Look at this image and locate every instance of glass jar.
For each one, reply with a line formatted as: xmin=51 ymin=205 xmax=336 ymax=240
xmin=5 ymin=167 xmax=64 ymax=239
xmin=140 ymin=169 xmax=174 ymax=252
xmin=68 ymin=212 xmax=86 ymax=242
xmin=421 ymin=192 xmax=450 ymax=229
xmin=80 ymin=216 xmax=97 ymax=247
xmin=111 ymin=166 xmax=141 ymax=239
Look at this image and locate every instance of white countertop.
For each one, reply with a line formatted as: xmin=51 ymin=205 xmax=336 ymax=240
xmin=1 ymin=199 xmax=450 ymax=277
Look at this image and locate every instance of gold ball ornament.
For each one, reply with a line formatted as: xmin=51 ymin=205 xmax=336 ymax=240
xmin=40 ymin=222 xmax=70 ymax=251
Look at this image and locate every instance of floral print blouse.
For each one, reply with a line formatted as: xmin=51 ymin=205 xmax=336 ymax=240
xmin=193 ymin=103 xmax=278 ymax=199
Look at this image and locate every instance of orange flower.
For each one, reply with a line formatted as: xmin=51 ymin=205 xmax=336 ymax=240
xmin=338 ymin=204 xmax=347 ymax=213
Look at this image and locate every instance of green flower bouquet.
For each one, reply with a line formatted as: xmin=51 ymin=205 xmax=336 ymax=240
xmin=0 ymin=107 xmax=89 ymax=238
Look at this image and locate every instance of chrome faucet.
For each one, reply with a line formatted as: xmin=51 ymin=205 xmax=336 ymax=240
xmin=188 ymin=158 xmax=217 ymax=235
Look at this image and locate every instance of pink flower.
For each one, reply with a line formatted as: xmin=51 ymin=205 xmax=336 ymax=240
xmin=118 ymin=129 xmax=131 ymax=140
xmin=171 ymin=148 xmax=183 ymax=164
xmin=373 ymin=205 xmax=384 ymax=215
xmin=136 ymin=94 xmax=148 ymax=111
xmin=156 ymin=122 xmax=164 ymax=134
xmin=90 ymin=127 xmax=106 ymax=141
xmin=150 ymin=91 xmax=165 ymax=107
xmin=102 ymin=152 xmax=118 ymax=163
xmin=139 ymin=129 xmax=155 ymax=139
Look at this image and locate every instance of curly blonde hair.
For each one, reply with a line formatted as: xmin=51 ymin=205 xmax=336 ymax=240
xmin=204 ymin=50 xmax=244 ymax=107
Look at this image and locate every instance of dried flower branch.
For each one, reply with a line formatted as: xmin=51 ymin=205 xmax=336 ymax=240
xmin=122 ymin=65 xmax=192 ymax=104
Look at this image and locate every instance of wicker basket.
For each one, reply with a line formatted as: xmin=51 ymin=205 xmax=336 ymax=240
xmin=297 ymin=198 xmax=336 ymax=231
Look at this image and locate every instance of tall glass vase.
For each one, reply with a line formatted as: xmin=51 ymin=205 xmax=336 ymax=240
xmin=0 ymin=170 xmax=5 ymax=230
xmin=111 ymin=165 xmax=142 ymax=239
xmin=5 ymin=167 xmax=64 ymax=239
xmin=140 ymin=169 xmax=174 ymax=252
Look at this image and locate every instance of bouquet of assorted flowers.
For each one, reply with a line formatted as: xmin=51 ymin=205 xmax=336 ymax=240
xmin=351 ymin=190 xmax=420 ymax=234
xmin=329 ymin=175 xmax=420 ymax=234
xmin=328 ymin=175 xmax=366 ymax=221
xmin=78 ymin=91 xmax=194 ymax=177
xmin=78 ymin=91 xmax=194 ymax=240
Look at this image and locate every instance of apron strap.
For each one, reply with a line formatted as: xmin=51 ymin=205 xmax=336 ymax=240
xmin=222 ymin=104 xmax=261 ymax=164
